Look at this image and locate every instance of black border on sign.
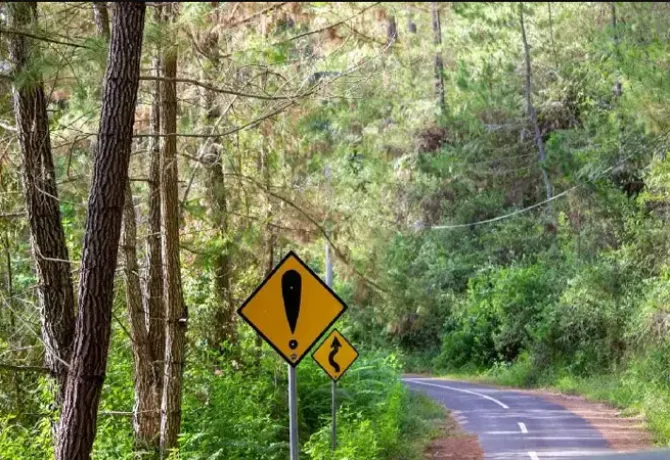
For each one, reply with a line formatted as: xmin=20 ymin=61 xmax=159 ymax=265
xmin=311 ymin=329 xmax=359 ymax=382
xmin=237 ymin=250 xmax=348 ymax=367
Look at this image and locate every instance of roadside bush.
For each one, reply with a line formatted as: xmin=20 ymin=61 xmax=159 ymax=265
xmin=537 ymin=257 xmax=638 ymax=375
xmin=437 ymin=260 xmax=564 ymax=370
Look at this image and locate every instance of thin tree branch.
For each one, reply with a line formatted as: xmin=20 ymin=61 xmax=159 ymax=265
xmin=231 ymin=173 xmax=388 ymax=295
xmin=0 ymin=120 xmax=17 ymax=132
xmin=133 ymin=100 xmax=294 ymax=139
xmin=228 ymin=2 xmax=289 ymax=28
xmin=220 ymin=3 xmax=381 ymax=59
xmin=0 ymin=28 xmax=90 ymax=49
xmin=272 ymin=3 xmax=381 ymax=46
xmin=138 ymin=76 xmax=314 ymax=100
xmin=0 ymin=212 xmax=26 ymax=219
xmin=0 ymin=362 xmax=50 ymax=374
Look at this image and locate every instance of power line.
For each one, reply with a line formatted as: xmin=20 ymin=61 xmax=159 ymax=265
xmin=429 ymin=151 xmax=641 ymax=231
xmin=429 ymin=186 xmax=576 ymax=230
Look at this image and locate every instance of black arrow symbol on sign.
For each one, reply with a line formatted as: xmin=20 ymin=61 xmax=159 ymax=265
xmin=328 ymin=336 xmax=341 ymax=373
xmin=282 ymin=269 xmax=301 ymax=350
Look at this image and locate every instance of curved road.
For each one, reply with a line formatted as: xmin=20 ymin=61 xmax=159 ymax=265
xmin=404 ymin=377 xmax=613 ymax=460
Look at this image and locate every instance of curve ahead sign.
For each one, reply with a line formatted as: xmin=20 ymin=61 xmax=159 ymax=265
xmin=312 ymin=329 xmax=359 ymax=381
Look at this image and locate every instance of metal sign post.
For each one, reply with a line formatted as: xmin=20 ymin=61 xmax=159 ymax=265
xmin=288 ymin=364 xmax=299 ymax=460
xmin=325 ymin=242 xmax=336 ymax=450
xmin=237 ymin=250 xmax=349 ymax=460
xmin=331 ymin=379 xmax=337 ymax=450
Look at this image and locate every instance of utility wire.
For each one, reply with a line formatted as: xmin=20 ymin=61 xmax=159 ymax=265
xmin=429 ymin=151 xmax=641 ymax=231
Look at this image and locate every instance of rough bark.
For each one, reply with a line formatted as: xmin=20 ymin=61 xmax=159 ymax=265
xmin=197 ymin=16 xmax=235 ymax=351
xmin=147 ymin=6 xmax=165 ymax=417
xmin=56 ymin=4 xmax=146 ymax=459
xmin=159 ymin=6 xmax=187 ymax=456
xmin=262 ymin=144 xmax=276 ymax=280
xmin=144 ymin=13 xmax=166 ymax=455
xmin=92 ymin=2 xmax=111 ymax=41
xmin=122 ymin=188 xmax=161 ymax=455
xmin=431 ymin=2 xmax=447 ymax=118
xmin=3 ymin=231 xmax=23 ymax=415
xmin=92 ymin=4 xmax=162 ymax=450
xmin=209 ymin=158 xmax=236 ymax=349
xmin=7 ymin=1 xmax=75 ymax=406
xmin=387 ymin=15 xmax=398 ymax=46
xmin=519 ymin=3 xmax=554 ymax=219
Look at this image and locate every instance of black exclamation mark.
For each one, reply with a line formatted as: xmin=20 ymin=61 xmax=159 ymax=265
xmin=282 ymin=269 xmax=302 ymax=354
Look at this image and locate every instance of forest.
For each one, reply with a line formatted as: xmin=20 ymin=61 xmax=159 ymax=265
xmin=2 ymin=2 xmax=670 ymax=459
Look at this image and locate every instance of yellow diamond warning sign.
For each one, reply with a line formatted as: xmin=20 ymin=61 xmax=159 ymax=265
xmin=312 ymin=330 xmax=359 ymax=381
xmin=237 ymin=251 xmax=347 ymax=367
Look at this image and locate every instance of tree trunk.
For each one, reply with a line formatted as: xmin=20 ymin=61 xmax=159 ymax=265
xmin=611 ymin=2 xmax=622 ymax=100
xmin=2 ymin=231 xmax=23 ymax=416
xmin=122 ymin=185 xmax=161 ymax=454
xmin=519 ymin=3 xmax=554 ymax=221
xmin=610 ymin=2 xmax=624 ymax=159
xmin=431 ymin=2 xmax=447 ymax=118
xmin=387 ymin=15 xmax=398 ymax=46
xmin=159 ymin=6 xmax=187 ymax=456
xmin=56 ymin=4 xmax=146 ymax=459
xmin=408 ymin=9 xmax=417 ymax=34
xmin=92 ymin=4 xmax=162 ymax=450
xmin=7 ymin=1 xmax=75 ymax=408
xmin=145 ymin=11 xmax=165 ymax=453
xmin=547 ymin=3 xmax=558 ymax=68
xmin=197 ymin=17 xmax=235 ymax=351
xmin=92 ymin=2 xmax=110 ymax=41
xmin=253 ymin=137 xmax=275 ymax=353
xmin=262 ymin=143 xmax=276 ymax=280
xmin=209 ymin=158 xmax=236 ymax=349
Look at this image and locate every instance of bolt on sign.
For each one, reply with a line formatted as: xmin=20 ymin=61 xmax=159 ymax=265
xmin=312 ymin=329 xmax=359 ymax=381
xmin=237 ymin=251 xmax=348 ymax=366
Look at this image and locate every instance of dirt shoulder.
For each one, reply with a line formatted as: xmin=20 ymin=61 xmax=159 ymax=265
xmin=517 ymin=387 xmax=653 ymax=452
xmin=423 ymin=409 xmax=484 ymax=460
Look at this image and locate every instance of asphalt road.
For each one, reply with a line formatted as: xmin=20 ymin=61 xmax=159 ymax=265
xmin=405 ymin=377 xmax=624 ymax=460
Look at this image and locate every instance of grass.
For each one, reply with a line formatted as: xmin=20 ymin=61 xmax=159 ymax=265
xmin=393 ymin=390 xmax=450 ymax=459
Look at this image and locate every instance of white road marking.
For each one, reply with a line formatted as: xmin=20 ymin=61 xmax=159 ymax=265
xmin=518 ymin=422 xmax=528 ymax=433
xmin=528 ymin=452 xmax=540 ymax=460
xmin=404 ymin=378 xmax=510 ymax=409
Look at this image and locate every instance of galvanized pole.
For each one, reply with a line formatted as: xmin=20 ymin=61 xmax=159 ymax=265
xmin=331 ymin=379 xmax=337 ymax=450
xmin=288 ymin=364 xmax=299 ymax=460
xmin=325 ymin=241 xmax=336 ymax=450
xmin=325 ymin=241 xmax=334 ymax=288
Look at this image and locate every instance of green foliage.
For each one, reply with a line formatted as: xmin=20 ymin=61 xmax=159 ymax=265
xmin=8 ymin=0 xmax=670 ymax=457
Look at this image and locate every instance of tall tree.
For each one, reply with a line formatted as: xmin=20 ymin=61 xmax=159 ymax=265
xmin=146 ymin=8 xmax=166 ymax=447
xmin=431 ymin=2 xmax=447 ymax=118
xmin=91 ymin=4 xmax=161 ymax=450
xmin=6 ymin=1 xmax=75 ymax=407
xmin=56 ymin=4 xmax=146 ymax=459
xmin=209 ymin=155 xmax=236 ymax=349
xmin=519 ymin=2 xmax=554 ymax=222
xmin=195 ymin=12 xmax=236 ymax=350
xmin=159 ymin=5 xmax=187 ymax=455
